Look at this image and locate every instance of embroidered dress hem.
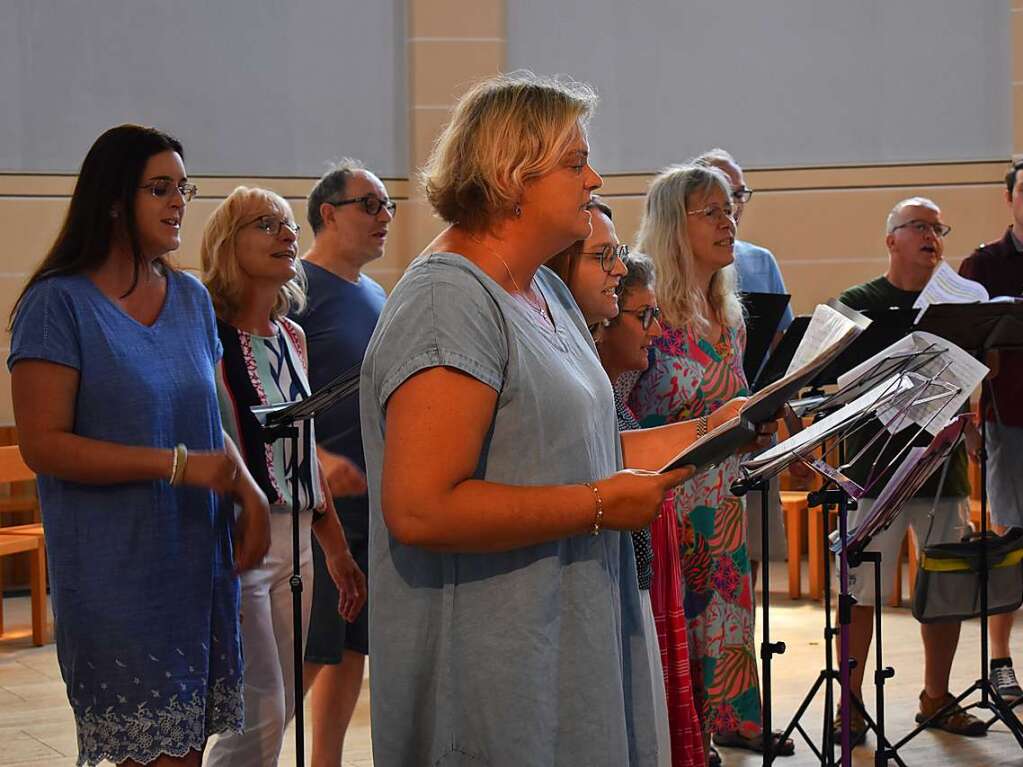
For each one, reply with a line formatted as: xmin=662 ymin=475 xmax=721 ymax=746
xmin=74 ymin=677 xmax=243 ymax=767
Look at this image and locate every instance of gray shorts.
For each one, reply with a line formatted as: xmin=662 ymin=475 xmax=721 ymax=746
xmin=838 ymin=496 xmax=970 ymax=607
xmin=986 ymin=422 xmax=1023 ymax=530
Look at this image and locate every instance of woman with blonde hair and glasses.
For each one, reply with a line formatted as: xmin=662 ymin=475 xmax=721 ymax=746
xmin=200 ymin=187 xmax=366 ymax=767
xmin=629 ymin=165 xmax=793 ymax=764
xmin=358 ymin=71 xmax=773 ymax=765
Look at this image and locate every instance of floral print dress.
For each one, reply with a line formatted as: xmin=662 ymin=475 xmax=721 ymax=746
xmin=629 ymin=321 xmax=763 ymax=739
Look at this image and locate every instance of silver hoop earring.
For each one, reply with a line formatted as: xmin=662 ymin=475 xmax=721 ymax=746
xmin=514 ymin=204 xmax=522 ymax=218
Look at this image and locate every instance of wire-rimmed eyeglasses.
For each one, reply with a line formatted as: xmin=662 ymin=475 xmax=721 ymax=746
xmin=139 ymin=178 xmax=198 ymax=202
xmin=247 ymin=215 xmax=301 ymax=237
xmin=890 ymin=220 xmax=952 ymax=238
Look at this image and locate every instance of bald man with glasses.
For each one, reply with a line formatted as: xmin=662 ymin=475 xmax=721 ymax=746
xmin=832 ymin=197 xmax=984 ymax=746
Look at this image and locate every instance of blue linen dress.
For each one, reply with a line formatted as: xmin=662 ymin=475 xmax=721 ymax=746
xmin=7 ymin=270 xmax=243 ymax=766
xmin=360 ymin=254 xmax=658 ymax=767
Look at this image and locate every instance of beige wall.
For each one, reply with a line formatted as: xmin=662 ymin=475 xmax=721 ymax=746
xmin=0 ymin=0 xmax=1018 ymax=427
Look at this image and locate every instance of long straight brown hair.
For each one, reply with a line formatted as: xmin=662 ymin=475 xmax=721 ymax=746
xmin=8 ymin=124 xmax=184 ymax=327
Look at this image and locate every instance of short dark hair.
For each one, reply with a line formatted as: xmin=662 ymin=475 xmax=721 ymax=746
xmin=1006 ymin=160 xmax=1023 ymax=199
xmin=307 ymin=157 xmax=366 ymax=233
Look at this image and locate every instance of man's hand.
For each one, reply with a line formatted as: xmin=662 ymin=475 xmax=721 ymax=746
xmin=319 ymin=449 xmax=368 ymax=498
xmin=326 ymin=548 xmax=367 ymax=622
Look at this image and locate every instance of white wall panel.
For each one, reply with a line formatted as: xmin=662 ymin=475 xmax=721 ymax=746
xmin=507 ymin=0 xmax=1011 ymax=172
xmin=0 ymin=0 xmax=407 ymax=177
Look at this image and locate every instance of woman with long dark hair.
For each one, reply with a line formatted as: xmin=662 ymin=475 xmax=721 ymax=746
xmin=8 ymin=124 xmax=270 ymax=767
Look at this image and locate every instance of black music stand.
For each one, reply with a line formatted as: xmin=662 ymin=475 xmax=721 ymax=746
xmin=894 ymin=303 xmax=1023 ymax=749
xmin=252 ymin=365 xmax=360 ymax=766
xmin=735 ymin=350 xmax=942 ymax=766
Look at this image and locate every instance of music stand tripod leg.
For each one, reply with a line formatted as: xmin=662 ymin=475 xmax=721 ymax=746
xmin=778 ymin=488 xmax=839 ymax=767
xmin=264 ymin=423 xmax=306 ymax=766
xmin=938 ymin=389 xmax=1023 ymax=748
xmin=856 ymin=551 xmax=905 ymax=767
xmin=759 ymin=478 xmax=786 ymax=766
xmin=289 ymin=427 xmax=305 ymax=767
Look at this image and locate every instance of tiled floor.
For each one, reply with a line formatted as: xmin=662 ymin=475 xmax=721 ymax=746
xmin=4 ymin=563 xmax=1023 ymax=766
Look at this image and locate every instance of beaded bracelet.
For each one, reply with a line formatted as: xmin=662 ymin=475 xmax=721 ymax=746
xmin=583 ymin=482 xmax=604 ymax=536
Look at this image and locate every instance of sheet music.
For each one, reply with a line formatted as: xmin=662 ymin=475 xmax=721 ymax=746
xmin=837 ymin=331 xmax=988 ymax=435
xmin=912 ymin=261 xmax=989 ymax=311
xmin=785 ymin=300 xmax=871 ymax=377
xmin=736 ymin=300 xmax=869 ymax=425
xmin=741 ymin=374 xmax=917 ymax=478
xmin=834 ymin=415 xmax=969 ymax=553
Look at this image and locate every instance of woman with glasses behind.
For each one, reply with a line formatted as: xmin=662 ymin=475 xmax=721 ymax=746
xmin=200 ymin=187 xmax=366 ymax=767
xmin=629 ymin=165 xmax=793 ymax=765
xmin=551 ymin=207 xmax=719 ymax=767
xmin=8 ymin=125 xmax=270 ymax=767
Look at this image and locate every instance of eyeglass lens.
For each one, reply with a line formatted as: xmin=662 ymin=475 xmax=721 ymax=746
xmin=255 ymin=216 xmax=300 ymax=236
xmin=146 ymin=180 xmax=198 ymax=202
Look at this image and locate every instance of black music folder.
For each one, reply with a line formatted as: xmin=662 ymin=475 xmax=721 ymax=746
xmin=742 ymin=291 xmax=792 ymax=385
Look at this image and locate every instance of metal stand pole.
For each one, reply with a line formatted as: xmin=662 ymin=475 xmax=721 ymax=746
xmin=759 ymin=478 xmax=785 ymax=765
xmin=264 ymin=424 xmax=305 ymax=766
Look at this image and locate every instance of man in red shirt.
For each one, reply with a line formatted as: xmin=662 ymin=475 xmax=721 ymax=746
xmin=958 ymin=158 xmax=1023 ymax=703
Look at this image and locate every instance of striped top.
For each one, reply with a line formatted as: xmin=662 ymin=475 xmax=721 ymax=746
xmin=216 ymin=316 xmax=323 ymax=514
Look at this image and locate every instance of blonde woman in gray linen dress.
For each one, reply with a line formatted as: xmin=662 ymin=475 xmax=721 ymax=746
xmin=360 ymin=73 xmax=742 ymax=767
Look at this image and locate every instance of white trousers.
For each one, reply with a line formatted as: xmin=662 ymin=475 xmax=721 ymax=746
xmin=207 ymin=511 xmax=313 ymax=767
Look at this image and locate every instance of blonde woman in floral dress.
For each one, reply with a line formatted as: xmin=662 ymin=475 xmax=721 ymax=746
xmin=629 ymin=164 xmax=793 ymax=765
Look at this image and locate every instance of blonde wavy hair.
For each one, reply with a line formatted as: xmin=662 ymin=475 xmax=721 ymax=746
xmin=636 ymin=164 xmax=742 ymax=335
xmin=422 ymin=71 xmax=598 ymax=232
xmin=201 ymin=186 xmax=306 ymax=321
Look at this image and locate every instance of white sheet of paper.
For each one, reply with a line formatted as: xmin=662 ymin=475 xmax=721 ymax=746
xmin=742 ymin=375 xmax=916 ymax=477
xmin=837 ymin=331 xmax=988 ymax=436
xmin=912 ymin=261 xmax=989 ymax=311
xmin=785 ymin=300 xmax=869 ymax=377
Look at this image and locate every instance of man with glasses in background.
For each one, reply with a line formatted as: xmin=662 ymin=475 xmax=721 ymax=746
xmin=958 ymin=158 xmax=1023 ymax=704
xmin=833 ymin=197 xmax=984 ymax=746
xmin=292 ymin=158 xmax=394 ymax=766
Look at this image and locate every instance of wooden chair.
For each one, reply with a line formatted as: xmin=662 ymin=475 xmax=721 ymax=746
xmin=780 ymin=490 xmax=808 ymax=598
xmin=0 ymin=445 xmax=48 ymax=645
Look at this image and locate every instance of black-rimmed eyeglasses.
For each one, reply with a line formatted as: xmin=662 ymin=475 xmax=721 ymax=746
xmin=581 ymin=244 xmax=628 ymax=273
xmin=139 ymin=179 xmax=198 ymax=202
xmin=732 ymin=187 xmax=754 ymax=204
xmin=329 ymin=195 xmax=397 ymax=217
xmin=890 ymin=220 xmax=952 ymax=238
xmin=619 ymin=305 xmax=661 ymax=330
